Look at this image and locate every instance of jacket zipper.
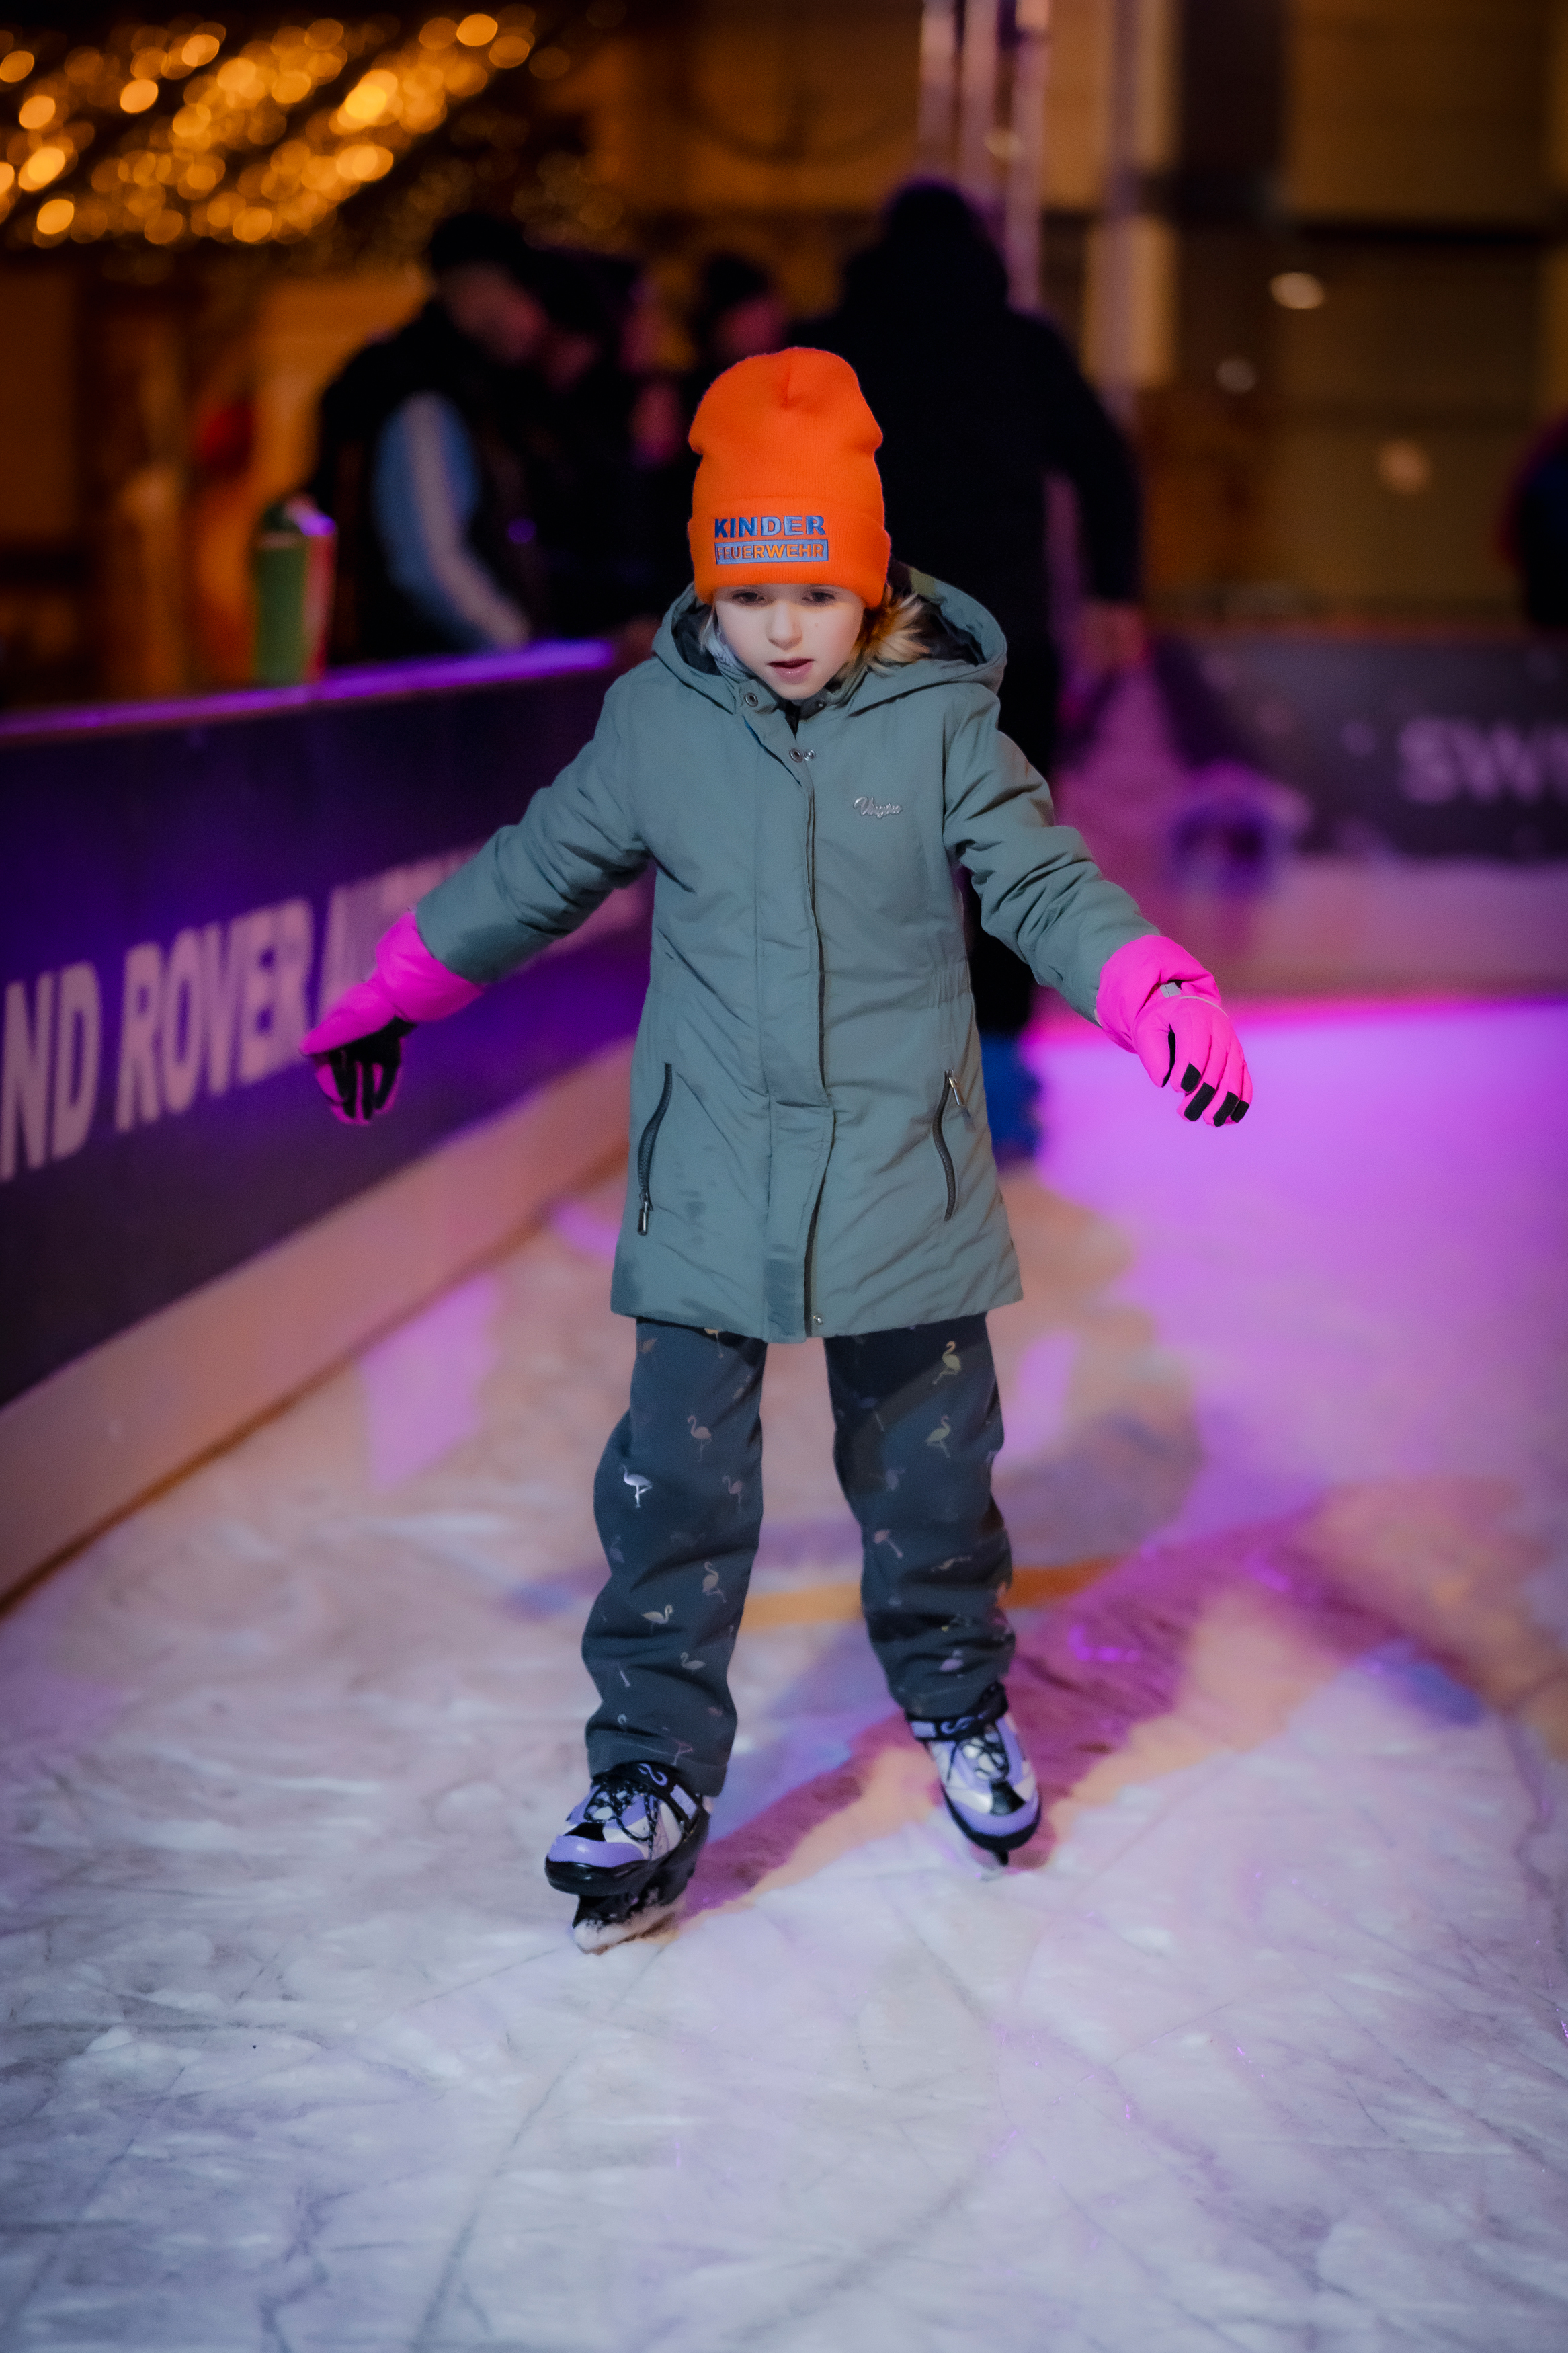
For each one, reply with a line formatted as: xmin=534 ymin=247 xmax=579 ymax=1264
xmin=636 ymin=1063 xmax=673 ymax=1234
xmin=804 ymin=779 xmax=827 ymax=1329
xmin=931 ymin=1071 xmax=961 ymax=1222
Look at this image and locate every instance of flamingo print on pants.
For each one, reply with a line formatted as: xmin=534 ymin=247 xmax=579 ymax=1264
xmin=582 ymin=1316 xmax=1014 ymax=1798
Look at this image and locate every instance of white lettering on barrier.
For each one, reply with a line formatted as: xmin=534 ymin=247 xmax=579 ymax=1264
xmin=1 ymin=964 xmax=101 ymax=1181
xmin=52 ymin=963 xmax=101 ymax=1161
xmin=202 ymin=919 xmax=244 ymax=1096
xmin=237 ymin=910 xmax=276 ymax=1086
xmin=161 ymin=930 xmax=204 ymax=1115
xmin=1 ymin=854 xmax=645 ymax=1183
xmin=274 ymin=900 xmax=313 ymax=1062
xmin=116 ymin=943 xmax=163 ymax=1130
xmin=114 ymin=898 xmax=315 ymax=1135
xmin=1 ymin=973 xmax=54 ymax=1181
xmin=1399 ymin=718 xmax=1568 ymax=805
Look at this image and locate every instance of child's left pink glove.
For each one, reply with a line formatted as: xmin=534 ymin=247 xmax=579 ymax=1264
xmin=1096 ymin=935 xmax=1251 ymax=1127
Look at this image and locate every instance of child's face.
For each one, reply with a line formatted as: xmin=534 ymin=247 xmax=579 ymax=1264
xmin=713 ymin=584 xmax=866 ymax=701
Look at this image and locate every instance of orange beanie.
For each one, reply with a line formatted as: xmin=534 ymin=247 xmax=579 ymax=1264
xmin=688 ymin=348 xmax=891 ymax=608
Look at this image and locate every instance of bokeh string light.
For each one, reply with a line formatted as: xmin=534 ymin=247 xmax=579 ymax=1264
xmin=0 ymin=9 xmax=614 ymax=254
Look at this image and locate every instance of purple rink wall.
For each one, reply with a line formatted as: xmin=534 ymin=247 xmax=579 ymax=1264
xmin=0 ymin=643 xmax=642 ymax=1591
xmin=2 ymin=626 xmax=1566 ymax=1595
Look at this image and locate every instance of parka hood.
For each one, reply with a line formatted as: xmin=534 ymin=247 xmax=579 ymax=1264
xmin=420 ymin=539 xmax=1153 ymax=1345
xmin=652 ymin=565 xmax=1007 ymax=716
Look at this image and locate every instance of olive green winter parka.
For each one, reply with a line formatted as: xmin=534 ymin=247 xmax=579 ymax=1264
xmin=416 ymin=572 xmax=1153 ymax=1341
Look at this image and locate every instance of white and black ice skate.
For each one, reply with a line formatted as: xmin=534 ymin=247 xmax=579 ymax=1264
xmin=908 ymin=1683 xmax=1040 ymax=1863
xmin=544 ymin=1761 xmax=711 ymax=1952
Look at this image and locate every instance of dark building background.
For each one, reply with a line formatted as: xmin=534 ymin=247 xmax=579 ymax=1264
xmin=0 ymin=0 xmax=1560 ymax=703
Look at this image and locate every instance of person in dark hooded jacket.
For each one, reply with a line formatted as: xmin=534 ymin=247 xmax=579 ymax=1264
xmin=311 ymin=214 xmax=657 ymax=662
xmin=1501 ymin=412 xmax=1568 ymax=627
xmin=802 ymin=183 xmax=1145 ymax=1149
xmin=308 ymin=214 xmax=566 ymax=661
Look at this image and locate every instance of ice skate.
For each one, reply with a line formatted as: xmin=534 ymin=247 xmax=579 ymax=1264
xmin=544 ymin=1761 xmax=711 ymax=1952
xmin=908 ymin=1684 xmax=1040 ymax=1862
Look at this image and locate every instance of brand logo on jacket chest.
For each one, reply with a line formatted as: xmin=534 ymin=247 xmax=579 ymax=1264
xmin=854 ymin=795 xmax=902 ymax=818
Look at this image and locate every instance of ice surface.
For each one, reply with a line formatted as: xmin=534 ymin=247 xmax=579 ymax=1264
xmin=2 ymin=1001 xmax=1566 ymax=2351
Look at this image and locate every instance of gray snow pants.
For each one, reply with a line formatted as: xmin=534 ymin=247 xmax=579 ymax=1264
xmin=583 ymin=1316 xmax=1016 ymax=1795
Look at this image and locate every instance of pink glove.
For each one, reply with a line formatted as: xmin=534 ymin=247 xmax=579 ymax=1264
xmin=300 ymin=909 xmax=484 ymax=1125
xmin=1096 ymin=934 xmax=1251 ymax=1128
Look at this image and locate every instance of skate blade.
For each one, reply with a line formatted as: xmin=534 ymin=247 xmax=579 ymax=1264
xmin=572 ymin=1892 xmax=685 ymax=1954
xmin=937 ymin=1811 xmax=1007 ymax=1874
xmin=940 ymin=1792 xmax=1041 ymax=1866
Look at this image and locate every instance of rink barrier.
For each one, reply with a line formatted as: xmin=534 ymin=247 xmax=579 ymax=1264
xmin=1061 ymin=629 xmax=1568 ymax=998
xmin=0 ymin=641 xmax=644 ymax=1597
xmin=1153 ymin=629 xmax=1568 ymax=863
xmin=0 ymin=1038 xmax=632 ymax=1599
xmin=8 ymin=627 xmax=1568 ymax=1593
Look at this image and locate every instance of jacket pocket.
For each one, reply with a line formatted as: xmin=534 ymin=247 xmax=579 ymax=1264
xmin=930 ymin=1069 xmax=966 ymax=1222
xmin=636 ymin=1063 xmax=673 ymax=1234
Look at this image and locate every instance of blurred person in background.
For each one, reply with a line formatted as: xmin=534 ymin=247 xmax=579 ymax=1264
xmin=684 ymin=253 xmax=788 ymax=409
xmin=641 ymin=253 xmax=790 ymax=616
xmin=1501 ymin=413 xmax=1568 ymax=628
xmin=532 ymin=251 xmax=685 ymax=660
xmin=804 ymin=182 xmax=1145 ymax=1154
xmin=311 ymin=214 xmax=647 ymax=663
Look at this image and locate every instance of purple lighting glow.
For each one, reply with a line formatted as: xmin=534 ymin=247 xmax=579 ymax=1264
xmin=0 ymin=994 xmax=1564 ymax=2343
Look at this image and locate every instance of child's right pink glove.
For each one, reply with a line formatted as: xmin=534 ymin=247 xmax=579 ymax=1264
xmin=1096 ymin=935 xmax=1251 ymax=1127
xmin=300 ymin=909 xmax=484 ymax=1125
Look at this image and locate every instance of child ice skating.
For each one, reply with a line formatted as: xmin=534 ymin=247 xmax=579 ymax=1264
xmin=302 ymin=350 xmax=1253 ymax=1950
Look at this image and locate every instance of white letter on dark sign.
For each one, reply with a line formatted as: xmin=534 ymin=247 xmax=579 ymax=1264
xmin=1 ymin=973 xmax=55 ymax=1182
xmin=52 ymin=962 xmax=101 ymax=1160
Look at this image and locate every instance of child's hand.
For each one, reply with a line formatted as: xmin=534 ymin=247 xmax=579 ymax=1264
xmin=298 ymin=909 xmax=485 ymax=1125
xmin=302 ymin=980 xmax=415 ymax=1125
xmin=313 ymin=1017 xmax=415 ymax=1125
xmin=1096 ymin=934 xmax=1253 ymax=1129
xmin=1132 ymin=990 xmax=1250 ymax=1127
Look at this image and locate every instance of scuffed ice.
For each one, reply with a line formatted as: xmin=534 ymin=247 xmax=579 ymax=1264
xmin=2 ymin=1002 xmax=1567 ymax=2350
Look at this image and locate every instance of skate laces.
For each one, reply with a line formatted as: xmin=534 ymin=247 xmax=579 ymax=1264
xmin=954 ymin=1725 xmax=1011 ymax=1781
xmin=579 ymin=1773 xmax=649 ymax=1847
xmin=583 ymin=1765 xmax=689 ymax=1851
